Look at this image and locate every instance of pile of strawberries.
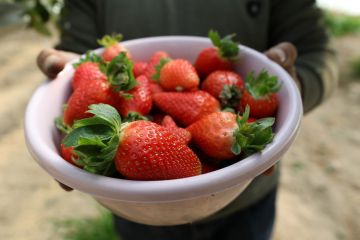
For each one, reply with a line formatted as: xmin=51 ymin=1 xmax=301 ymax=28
xmin=57 ymin=31 xmax=281 ymax=181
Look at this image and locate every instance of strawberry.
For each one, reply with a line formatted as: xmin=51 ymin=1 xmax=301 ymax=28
xmin=195 ymin=30 xmax=239 ymax=78
xmin=161 ymin=115 xmax=192 ymax=145
xmin=62 ymin=104 xmax=202 ymax=180
xmin=60 ymin=144 xmax=80 ymax=166
xmin=153 ymin=90 xmax=220 ymax=127
xmin=63 ymin=53 xmax=137 ymax=125
xmin=238 ymin=70 xmax=281 ymax=118
xmin=153 ymin=59 xmax=200 ymax=92
xmin=63 ymin=78 xmax=117 ymax=125
xmin=201 ymin=70 xmax=244 ymax=109
xmin=72 ymin=61 xmax=106 ymax=90
xmin=187 ymin=106 xmax=275 ymax=161
xmin=143 ymin=51 xmax=171 ymax=80
xmin=201 ymin=162 xmax=218 ymax=174
xmin=133 ymin=61 xmax=148 ymax=77
xmin=115 ymin=75 xmax=152 ymax=117
xmin=97 ymin=33 xmax=131 ymax=61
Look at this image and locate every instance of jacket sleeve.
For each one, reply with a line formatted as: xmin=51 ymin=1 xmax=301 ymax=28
xmin=55 ymin=0 xmax=100 ymax=53
xmin=269 ymin=0 xmax=338 ymax=113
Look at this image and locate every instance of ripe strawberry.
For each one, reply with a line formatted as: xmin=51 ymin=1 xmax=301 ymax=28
xmin=98 ymin=33 xmax=131 ymax=61
xmin=238 ymin=70 xmax=281 ymax=118
xmin=143 ymin=51 xmax=171 ymax=80
xmin=153 ymin=59 xmax=200 ymax=92
xmin=72 ymin=53 xmax=105 ymax=90
xmin=187 ymin=106 xmax=275 ymax=160
xmin=115 ymin=75 xmax=152 ymax=117
xmin=195 ymin=30 xmax=239 ymax=78
xmin=63 ymin=78 xmax=117 ymax=125
xmin=153 ymin=90 xmax=220 ymax=127
xmin=60 ymin=144 xmax=80 ymax=166
xmin=161 ymin=115 xmax=192 ymax=145
xmin=63 ymin=53 xmax=137 ymax=125
xmin=133 ymin=61 xmax=148 ymax=77
xmin=201 ymin=70 xmax=244 ymax=109
xmin=62 ymin=104 xmax=202 ymax=180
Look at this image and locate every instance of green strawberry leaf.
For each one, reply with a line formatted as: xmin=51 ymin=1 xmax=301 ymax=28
xmin=106 ymin=52 xmax=137 ymax=92
xmin=208 ymin=30 xmax=239 ymax=61
xmin=123 ymin=112 xmax=149 ymax=122
xmin=55 ymin=117 xmax=72 ymax=135
xmin=73 ymin=51 xmax=103 ymax=68
xmin=245 ymin=70 xmax=281 ymax=99
xmin=97 ymin=33 xmax=123 ymax=48
xmin=219 ymin=85 xmax=242 ymax=109
xmin=62 ymin=104 xmax=122 ymax=176
xmin=152 ymin=58 xmax=171 ymax=81
xmin=232 ymin=105 xmax=275 ymax=156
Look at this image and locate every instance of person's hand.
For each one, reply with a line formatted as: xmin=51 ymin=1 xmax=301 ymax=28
xmin=37 ymin=48 xmax=79 ymax=79
xmin=260 ymin=42 xmax=300 ymax=177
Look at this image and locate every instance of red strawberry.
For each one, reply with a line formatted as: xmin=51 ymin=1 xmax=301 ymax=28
xmin=60 ymin=144 xmax=81 ymax=167
xmin=238 ymin=70 xmax=281 ymax=118
xmin=72 ymin=53 xmax=105 ymax=90
xmin=98 ymin=33 xmax=131 ymax=61
xmin=161 ymin=115 xmax=192 ymax=145
xmin=64 ymin=53 xmax=137 ymax=125
xmin=153 ymin=90 xmax=220 ymax=127
xmin=62 ymin=104 xmax=202 ymax=180
xmin=133 ymin=61 xmax=148 ymax=77
xmin=63 ymin=78 xmax=117 ymax=125
xmin=195 ymin=30 xmax=239 ymax=78
xmin=143 ymin=51 xmax=170 ymax=80
xmin=154 ymin=59 xmax=200 ymax=92
xmin=115 ymin=75 xmax=152 ymax=117
xmin=201 ymin=70 xmax=244 ymax=109
xmin=201 ymin=162 xmax=218 ymax=174
xmin=187 ymin=106 xmax=275 ymax=160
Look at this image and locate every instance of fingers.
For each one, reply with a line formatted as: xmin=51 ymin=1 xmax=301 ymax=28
xmin=264 ymin=42 xmax=297 ymax=69
xmin=261 ymin=165 xmax=276 ymax=176
xmin=56 ymin=180 xmax=73 ymax=192
xmin=37 ymin=48 xmax=78 ymax=79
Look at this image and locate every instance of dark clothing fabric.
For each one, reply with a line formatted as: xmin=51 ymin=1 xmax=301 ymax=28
xmin=114 ymin=187 xmax=277 ymax=240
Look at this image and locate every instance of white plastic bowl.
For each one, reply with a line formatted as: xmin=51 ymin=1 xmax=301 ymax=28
xmin=24 ymin=36 xmax=302 ymax=226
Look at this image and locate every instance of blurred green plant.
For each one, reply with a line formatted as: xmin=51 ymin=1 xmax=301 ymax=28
xmin=351 ymin=57 xmax=360 ymax=79
xmin=4 ymin=0 xmax=63 ymax=36
xmin=324 ymin=11 xmax=360 ymax=37
xmin=55 ymin=208 xmax=120 ymax=240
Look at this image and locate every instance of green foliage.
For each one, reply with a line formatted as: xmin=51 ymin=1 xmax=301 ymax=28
xmin=208 ymin=30 xmax=239 ymax=60
xmin=5 ymin=0 xmax=63 ymax=36
xmin=55 ymin=209 xmax=120 ymax=240
xmin=351 ymin=57 xmax=360 ymax=79
xmin=324 ymin=11 xmax=360 ymax=37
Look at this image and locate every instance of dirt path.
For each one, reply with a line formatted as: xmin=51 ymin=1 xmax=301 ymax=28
xmin=0 ymin=29 xmax=359 ymax=240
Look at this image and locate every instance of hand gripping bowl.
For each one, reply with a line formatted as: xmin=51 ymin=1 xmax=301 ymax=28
xmin=25 ymin=36 xmax=302 ymax=226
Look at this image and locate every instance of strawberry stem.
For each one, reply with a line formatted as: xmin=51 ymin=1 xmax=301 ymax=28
xmin=245 ymin=70 xmax=281 ymax=99
xmin=219 ymin=85 xmax=242 ymax=109
xmin=97 ymin=33 xmax=123 ymax=48
xmin=62 ymin=104 xmax=122 ymax=176
xmin=208 ymin=30 xmax=239 ymax=61
xmin=231 ymin=105 xmax=275 ymax=156
xmin=105 ymin=52 xmax=137 ymax=92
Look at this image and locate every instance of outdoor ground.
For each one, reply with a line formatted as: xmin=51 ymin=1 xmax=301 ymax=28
xmin=0 ymin=28 xmax=359 ymax=240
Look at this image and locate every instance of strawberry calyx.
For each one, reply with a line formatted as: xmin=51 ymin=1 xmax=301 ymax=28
xmin=97 ymin=33 xmax=123 ymax=48
xmin=104 ymin=52 xmax=137 ymax=92
xmin=208 ymin=30 xmax=239 ymax=61
xmin=219 ymin=85 xmax=242 ymax=109
xmin=152 ymin=57 xmax=172 ymax=81
xmin=231 ymin=105 xmax=275 ymax=156
xmin=245 ymin=70 xmax=281 ymax=99
xmin=123 ymin=111 xmax=149 ymax=122
xmin=72 ymin=51 xmax=103 ymax=68
xmin=62 ymin=104 xmax=122 ymax=176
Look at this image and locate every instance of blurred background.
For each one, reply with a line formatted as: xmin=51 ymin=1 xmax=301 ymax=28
xmin=0 ymin=0 xmax=359 ymax=239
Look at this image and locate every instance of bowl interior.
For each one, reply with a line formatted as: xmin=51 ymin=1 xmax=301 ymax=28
xmin=25 ymin=36 xmax=302 ymax=202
